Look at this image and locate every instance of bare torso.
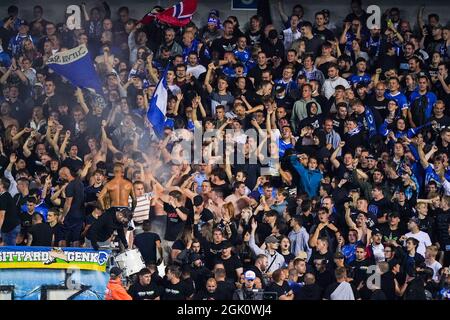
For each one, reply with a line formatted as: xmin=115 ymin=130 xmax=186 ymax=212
xmin=105 ymin=177 xmax=133 ymax=207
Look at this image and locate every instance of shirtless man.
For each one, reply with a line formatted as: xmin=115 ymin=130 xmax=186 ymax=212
xmin=97 ymin=163 xmax=137 ymax=249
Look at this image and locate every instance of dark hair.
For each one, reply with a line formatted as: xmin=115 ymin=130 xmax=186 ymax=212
xmin=406 ymin=237 xmax=419 ymax=248
xmin=167 ymin=265 xmax=182 ymax=278
xmin=302 ymin=21 xmax=312 ymax=29
xmin=0 ymin=178 xmax=11 ymax=190
xmin=142 ymin=220 xmax=152 ymax=232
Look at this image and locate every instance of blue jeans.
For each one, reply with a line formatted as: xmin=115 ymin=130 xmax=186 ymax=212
xmin=1 ymin=224 xmax=20 ymax=246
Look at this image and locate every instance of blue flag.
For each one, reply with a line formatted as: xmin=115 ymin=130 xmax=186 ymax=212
xmin=147 ymin=66 xmax=169 ymax=138
xmin=47 ymin=44 xmax=102 ymax=93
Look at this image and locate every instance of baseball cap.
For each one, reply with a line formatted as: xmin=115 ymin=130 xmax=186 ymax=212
xmin=334 ymin=252 xmax=344 ymax=259
xmin=389 ymin=211 xmax=400 ymax=218
xmin=372 ymin=228 xmax=382 ymax=236
xmin=265 ymin=235 xmax=279 ymax=244
xmin=296 ymin=251 xmax=308 ymax=261
xmin=244 ymin=270 xmax=256 ymax=281
xmin=110 ymin=266 xmax=123 ymax=277
xmin=367 ymin=154 xmax=376 ymax=160
xmin=208 ymin=17 xmax=218 ymax=25
xmin=409 ymin=216 xmax=420 ymax=225
xmin=222 ymin=240 xmax=233 ymax=248
xmin=191 ymin=253 xmax=203 ymax=262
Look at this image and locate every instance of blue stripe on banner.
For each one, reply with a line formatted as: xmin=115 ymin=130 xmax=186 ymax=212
xmin=174 ymin=4 xmax=181 ymax=17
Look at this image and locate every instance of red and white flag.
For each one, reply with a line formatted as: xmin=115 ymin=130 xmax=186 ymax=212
xmin=140 ymin=0 xmax=198 ymax=27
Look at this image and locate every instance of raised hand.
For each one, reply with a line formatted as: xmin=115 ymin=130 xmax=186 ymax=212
xmin=9 ymin=153 xmax=17 ymax=164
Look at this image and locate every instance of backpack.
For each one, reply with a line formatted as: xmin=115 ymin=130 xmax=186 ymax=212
xmin=410 ymin=94 xmax=428 ymax=127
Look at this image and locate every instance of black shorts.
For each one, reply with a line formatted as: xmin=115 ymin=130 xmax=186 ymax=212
xmin=63 ymin=222 xmax=84 ymax=243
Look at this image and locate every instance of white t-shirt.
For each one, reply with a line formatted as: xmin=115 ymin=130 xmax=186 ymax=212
xmin=404 ymin=231 xmax=432 ymax=257
xmin=425 ymin=260 xmax=442 ymax=282
xmin=371 ymin=243 xmax=385 ymax=263
xmin=187 ymin=64 xmax=207 ymax=79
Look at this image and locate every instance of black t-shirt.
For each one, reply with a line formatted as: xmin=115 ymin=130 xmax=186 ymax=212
xmin=62 ymin=157 xmax=83 ymax=174
xmin=134 ymin=232 xmax=161 ymax=264
xmin=349 ymin=259 xmax=372 ymax=286
xmin=380 ymin=271 xmax=396 ymax=300
xmin=65 ymin=178 xmax=85 ymax=223
xmin=379 ymin=225 xmax=402 ymax=244
xmin=29 ymin=223 xmax=53 ymax=246
xmin=366 ymin=95 xmax=389 ymax=119
xmin=172 ymin=239 xmax=186 ymax=251
xmin=49 ymin=222 xmax=65 ymax=245
xmin=323 ymin=281 xmax=360 ymax=300
xmin=216 ymin=280 xmax=236 ymax=300
xmin=193 ymin=290 xmax=224 ymax=300
xmin=128 ymin=281 xmax=162 ymax=300
xmin=164 ymin=202 xmax=188 ymax=241
xmin=204 ymin=241 xmax=227 ymax=269
xmin=313 ymin=28 xmax=335 ymax=42
xmin=211 ymin=36 xmax=237 ymax=59
xmin=245 ymin=29 xmax=264 ymax=47
xmin=162 ymin=280 xmax=192 ymax=300
xmin=216 ymin=254 xmax=243 ymax=283
xmin=84 ymin=185 xmax=103 ymax=215
xmin=266 ymin=281 xmax=291 ymax=299
xmin=0 ymin=192 xmax=21 ymax=233
xmin=368 ymin=197 xmax=391 ymax=224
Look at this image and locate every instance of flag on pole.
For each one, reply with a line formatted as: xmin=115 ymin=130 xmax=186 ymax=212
xmin=46 ymin=44 xmax=102 ymax=94
xmin=147 ymin=66 xmax=169 ymax=138
xmin=140 ymin=0 xmax=198 ymax=27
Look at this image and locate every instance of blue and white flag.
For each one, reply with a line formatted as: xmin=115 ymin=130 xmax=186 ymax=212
xmin=47 ymin=44 xmax=102 ymax=94
xmin=147 ymin=66 xmax=169 ymax=138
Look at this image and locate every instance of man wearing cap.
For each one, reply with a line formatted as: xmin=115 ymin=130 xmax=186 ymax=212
xmin=249 ymin=219 xmax=285 ymax=275
xmin=404 ymin=217 xmax=432 ymax=257
xmin=215 ymin=240 xmax=243 ymax=284
xmin=232 ymin=270 xmax=264 ymax=300
xmin=201 ymin=17 xmax=223 ymax=46
xmin=380 ymin=211 xmax=403 ymax=246
xmin=8 ymin=20 xmax=33 ymax=57
xmin=369 ymin=228 xmax=385 ymax=263
xmin=105 ymin=267 xmax=132 ymax=300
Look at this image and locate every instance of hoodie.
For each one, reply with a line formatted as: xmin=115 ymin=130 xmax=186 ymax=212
xmin=105 ymin=278 xmax=132 ymax=300
xmin=289 ymin=155 xmax=323 ymax=198
xmin=291 ymin=98 xmax=322 ymax=133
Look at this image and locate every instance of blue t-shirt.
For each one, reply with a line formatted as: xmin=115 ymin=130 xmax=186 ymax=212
xmin=278 ymin=139 xmax=293 ymax=157
xmin=233 ymin=49 xmax=251 ymax=64
xmin=385 ymin=91 xmax=409 ymax=110
xmin=349 ymin=73 xmax=372 ymax=86
xmin=424 ymin=165 xmax=442 ymax=189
